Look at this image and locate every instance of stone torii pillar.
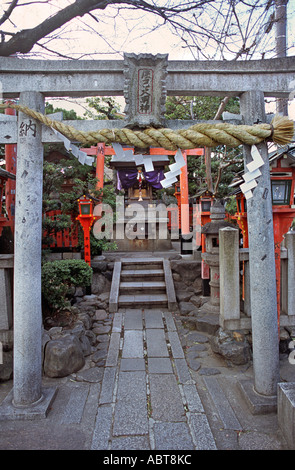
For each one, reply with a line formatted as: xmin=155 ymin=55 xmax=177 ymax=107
xmin=0 ymin=91 xmax=56 ymax=419
xmin=239 ymin=90 xmax=280 ymax=412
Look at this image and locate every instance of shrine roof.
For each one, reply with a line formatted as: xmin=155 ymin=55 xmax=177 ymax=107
xmin=268 ymin=144 xmax=295 ymax=164
xmin=110 ymin=154 xmax=170 ymax=168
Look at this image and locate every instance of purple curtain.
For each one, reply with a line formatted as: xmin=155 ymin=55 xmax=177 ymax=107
xmin=144 ymin=169 xmax=164 ymax=189
xmin=117 ymin=169 xmax=164 ymax=190
xmin=117 ymin=169 xmax=138 ymax=190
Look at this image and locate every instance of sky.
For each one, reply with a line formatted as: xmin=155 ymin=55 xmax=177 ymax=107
xmin=2 ymin=0 xmax=295 ymax=60
xmin=1 ymin=0 xmax=295 ymax=118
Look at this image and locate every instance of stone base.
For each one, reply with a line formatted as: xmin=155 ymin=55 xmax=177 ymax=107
xmin=238 ymin=379 xmax=277 ymax=415
xmin=198 ymin=301 xmax=220 ymax=315
xmin=277 ymin=382 xmax=295 ymax=449
xmin=0 ymin=386 xmax=57 ymax=421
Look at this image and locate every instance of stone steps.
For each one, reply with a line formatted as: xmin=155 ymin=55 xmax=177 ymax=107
xmin=120 ymin=269 xmax=165 ymax=282
xmin=120 ymin=281 xmax=166 ymax=295
xmin=118 ymin=293 xmax=168 ymax=307
xmin=109 ymin=258 xmax=178 ymax=312
xmin=120 ymin=258 xmax=163 ymax=270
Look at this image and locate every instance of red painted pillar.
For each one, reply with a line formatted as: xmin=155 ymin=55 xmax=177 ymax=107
xmin=180 ymin=151 xmax=189 ymax=235
xmin=83 ymin=220 xmax=92 ymax=267
xmin=5 ymin=103 xmax=17 ymax=233
xmin=96 ymin=143 xmax=105 ymax=192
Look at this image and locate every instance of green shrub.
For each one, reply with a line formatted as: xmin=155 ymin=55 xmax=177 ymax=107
xmin=42 ymin=259 xmax=92 ymax=313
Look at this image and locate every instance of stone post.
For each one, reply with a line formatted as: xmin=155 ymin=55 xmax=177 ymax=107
xmin=201 ymin=200 xmax=233 ymax=314
xmin=219 ymin=227 xmax=240 ymax=329
xmin=286 ymin=231 xmax=295 ymax=317
xmin=239 ymin=90 xmax=280 ymax=398
xmin=13 ymin=91 xmax=44 ymax=406
xmin=5 ymin=91 xmax=57 ymax=416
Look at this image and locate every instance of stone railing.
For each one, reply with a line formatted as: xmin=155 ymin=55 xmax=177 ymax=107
xmin=219 ymin=228 xmax=295 ymax=331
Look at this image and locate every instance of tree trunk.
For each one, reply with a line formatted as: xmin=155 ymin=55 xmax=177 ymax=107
xmin=275 ymin=0 xmax=288 ymax=115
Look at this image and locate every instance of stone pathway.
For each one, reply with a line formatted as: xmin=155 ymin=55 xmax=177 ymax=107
xmin=0 ymin=301 xmax=289 ymax=450
xmin=90 ymin=308 xmax=216 ymax=450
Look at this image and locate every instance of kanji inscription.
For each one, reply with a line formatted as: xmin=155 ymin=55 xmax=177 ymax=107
xmin=124 ymin=53 xmax=168 ymax=128
xmin=138 ymin=68 xmax=153 ymax=114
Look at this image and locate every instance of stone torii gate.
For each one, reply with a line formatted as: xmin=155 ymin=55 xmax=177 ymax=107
xmin=0 ymin=53 xmax=294 ymax=418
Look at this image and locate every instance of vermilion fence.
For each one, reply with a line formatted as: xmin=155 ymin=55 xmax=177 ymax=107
xmin=43 ymin=210 xmax=79 ymax=249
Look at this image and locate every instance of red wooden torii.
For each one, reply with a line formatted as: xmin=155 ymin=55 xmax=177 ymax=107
xmin=80 ymin=143 xmax=204 ymax=236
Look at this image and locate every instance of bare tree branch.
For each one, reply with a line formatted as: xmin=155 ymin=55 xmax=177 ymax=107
xmin=0 ymin=0 xmax=213 ymax=56
xmin=0 ymin=0 xmax=18 ymax=27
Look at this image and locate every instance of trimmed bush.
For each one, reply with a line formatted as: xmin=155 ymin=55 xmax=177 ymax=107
xmin=42 ymin=259 xmax=92 ymax=313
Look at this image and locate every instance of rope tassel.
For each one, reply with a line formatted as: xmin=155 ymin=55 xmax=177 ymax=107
xmin=0 ymin=103 xmax=293 ymax=150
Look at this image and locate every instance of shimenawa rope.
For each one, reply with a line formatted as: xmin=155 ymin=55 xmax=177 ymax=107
xmin=0 ymin=102 xmax=293 ymax=150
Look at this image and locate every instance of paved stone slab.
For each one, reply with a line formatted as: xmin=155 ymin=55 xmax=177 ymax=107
xmin=120 ymin=358 xmax=145 ymax=371
xmin=111 ymin=435 xmax=150 ymax=450
xmin=182 ymin=384 xmax=204 ymax=413
xmin=153 ymin=422 xmax=194 ymax=450
xmin=163 ymin=311 xmax=177 ymax=331
xmin=189 ymin=413 xmax=217 ymax=450
xmin=113 ymin=371 xmax=148 ymax=435
xmin=144 ymin=310 xmax=164 ymax=328
xmin=124 ymin=309 xmax=143 ymax=330
xmin=122 ymin=330 xmax=144 ymax=358
xmin=61 ymin=385 xmax=89 ymax=424
xmin=174 ymin=358 xmax=194 ymax=384
xmin=91 ymin=405 xmax=113 ymax=450
xmin=168 ymin=331 xmax=185 ymax=358
xmin=148 ymin=357 xmax=173 ymax=374
xmin=75 ymin=367 xmax=104 ymax=383
xmin=0 ymin=422 xmax=86 ymax=450
xmin=112 ymin=312 xmax=123 ymax=332
xmin=105 ymin=332 xmax=120 ymax=367
xmin=149 ymin=374 xmax=186 ymax=421
xmin=99 ymin=367 xmax=117 ymax=404
xmin=203 ymin=376 xmax=241 ymax=430
xmin=146 ymin=329 xmax=169 ymax=357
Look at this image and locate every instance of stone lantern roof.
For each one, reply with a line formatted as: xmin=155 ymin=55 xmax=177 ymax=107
xmin=201 ymin=200 xmax=234 ymax=235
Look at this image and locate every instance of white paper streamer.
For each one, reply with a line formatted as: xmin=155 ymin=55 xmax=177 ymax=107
xmin=112 ymin=142 xmax=134 ymax=160
xmin=142 ymin=157 xmax=154 ymax=172
xmin=133 ymin=154 xmax=144 ymax=166
xmin=51 ymin=128 xmax=94 ymax=166
xmin=240 ymin=145 xmax=264 ymax=200
xmin=160 ymin=149 xmax=186 ymax=188
xmin=112 ymin=143 xmax=156 ymax=173
xmin=161 ymin=176 xmax=178 ymax=188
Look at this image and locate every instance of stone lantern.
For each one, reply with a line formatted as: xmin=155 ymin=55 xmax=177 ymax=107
xmin=201 ymin=200 xmax=234 ymax=313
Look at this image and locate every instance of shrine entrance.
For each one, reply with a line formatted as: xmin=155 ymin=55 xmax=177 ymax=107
xmin=111 ymin=149 xmax=171 ymax=251
xmin=0 ymin=52 xmax=294 ymax=419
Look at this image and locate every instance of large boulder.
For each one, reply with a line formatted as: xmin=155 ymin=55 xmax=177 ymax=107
xmin=170 ymin=260 xmax=201 ymax=282
xmin=91 ymin=273 xmax=111 ymax=295
xmin=43 ymin=334 xmax=85 ymax=378
xmin=209 ymin=328 xmax=251 ymax=365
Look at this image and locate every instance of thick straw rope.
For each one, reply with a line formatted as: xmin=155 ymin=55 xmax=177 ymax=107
xmin=1 ymin=103 xmax=293 ymax=150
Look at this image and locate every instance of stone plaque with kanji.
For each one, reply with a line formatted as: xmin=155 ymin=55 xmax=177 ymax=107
xmin=124 ymin=53 xmax=168 ymax=128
